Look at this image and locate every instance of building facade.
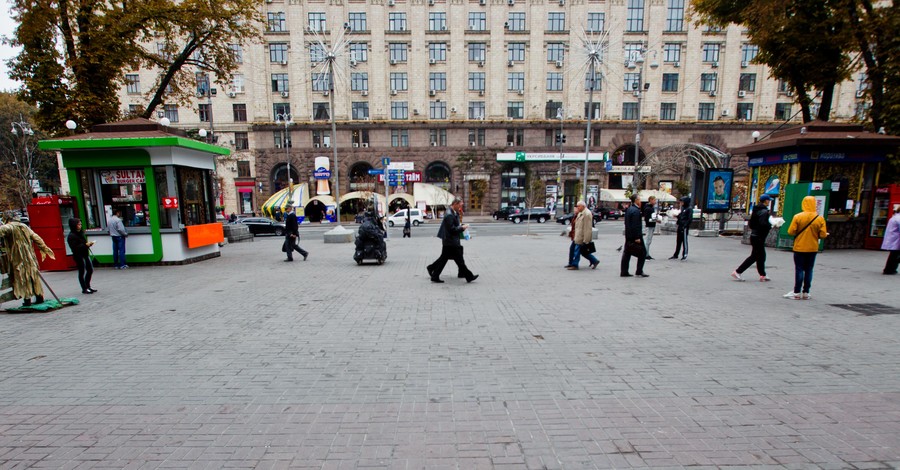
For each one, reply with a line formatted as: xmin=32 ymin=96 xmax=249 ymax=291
xmin=117 ymin=0 xmax=869 ymax=217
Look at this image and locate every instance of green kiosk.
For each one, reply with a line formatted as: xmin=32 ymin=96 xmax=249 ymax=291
xmin=39 ymin=118 xmax=228 ymax=265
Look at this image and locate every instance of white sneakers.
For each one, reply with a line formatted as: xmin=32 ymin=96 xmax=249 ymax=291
xmin=783 ymin=292 xmax=811 ymax=300
xmin=731 ymin=271 xmax=744 ymax=281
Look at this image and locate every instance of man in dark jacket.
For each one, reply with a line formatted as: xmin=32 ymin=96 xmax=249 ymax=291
xmin=283 ymin=206 xmax=308 ymax=262
xmin=621 ymin=194 xmax=648 ymax=277
xmin=732 ymin=194 xmax=773 ymax=281
xmin=642 ymin=195 xmax=658 ymax=260
xmin=670 ymin=196 xmax=692 ymax=260
xmin=426 ymin=198 xmax=478 ymax=283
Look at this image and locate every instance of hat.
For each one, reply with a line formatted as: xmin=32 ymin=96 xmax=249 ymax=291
xmin=759 ymin=194 xmax=772 ymax=202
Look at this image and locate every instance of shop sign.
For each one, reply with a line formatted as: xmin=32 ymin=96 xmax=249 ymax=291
xmin=100 ymin=169 xmax=145 ymax=184
xmin=162 ymin=197 xmax=179 ymax=209
xmin=377 ymin=171 xmax=421 ymax=183
xmin=314 ymin=167 xmax=332 ymax=179
xmin=497 ymin=152 xmax=610 ymax=162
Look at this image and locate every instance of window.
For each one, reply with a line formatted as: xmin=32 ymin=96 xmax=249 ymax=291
xmin=737 ymin=103 xmax=754 ymax=120
xmin=662 ymin=73 xmax=678 ymax=92
xmin=312 ymin=130 xmax=331 ymax=148
xmin=587 ymin=13 xmax=605 ymax=32
xmin=698 ymin=103 xmax=715 ymax=120
xmin=349 ymin=43 xmax=368 ymax=62
xmin=547 ymin=12 xmax=565 ymax=32
xmin=545 ymin=101 xmax=562 ymax=119
xmin=389 ymin=13 xmax=407 ymax=31
xmin=468 ymin=12 xmax=486 ymax=31
xmin=702 ymin=43 xmax=720 ymax=62
xmin=126 ymin=74 xmax=140 ymax=94
xmin=310 ymin=43 xmax=325 ymax=63
xmin=624 ymin=43 xmax=643 ymax=64
xmin=237 ymin=161 xmax=251 ymax=177
xmin=429 ymin=101 xmax=447 ymax=120
xmin=622 ymin=103 xmax=638 ymax=120
xmin=469 ymin=101 xmax=485 ymax=119
xmin=348 ymin=12 xmax=366 ymax=31
xmin=351 ymin=72 xmax=368 ymax=91
xmin=626 ymin=0 xmax=645 ymax=32
xmin=508 ymin=43 xmax=526 ymax=62
xmin=313 ymin=102 xmax=330 ymax=120
xmin=468 ymin=129 xmax=485 ymax=146
xmin=352 ymin=102 xmax=369 ymax=120
xmin=508 ymin=72 xmax=525 ymax=91
xmin=164 ymin=104 xmax=179 ymax=122
xmin=660 ymin=103 xmax=676 ymax=120
xmin=507 ymin=101 xmax=524 ymax=119
xmin=230 ymin=74 xmax=245 ymax=93
xmin=429 ymin=129 xmax=447 ymax=146
xmin=274 ymin=130 xmax=292 ymax=148
xmin=229 ymin=44 xmax=243 ymax=64
xmin=391 ymin=129 xmax=409 ymax=147
xmin=271 ymin=73 xmax=289 ymax=92
xmin=507 ymin=129 xmax=524 ymax=146
xmin=739 ymin=73 xmax=756 ymax=92
xmin=665 ymin=0 xmax=684 ymax=32
xmin=199 ymin=103 xmax=211 ymax=122
xmin=584 ymin=102 xmax=601 ymax=119
xmin=311 ymin=73 xmax=331 ymax=92
xmin=127 ymin=104 xmax=141 ymax=115
xmin=391 ymin=101 xmax=408 ymax=120
xmin=741 ymin=44 xmax=759 ymax=63
xmin=390 ymin=73 xmax=408 ymax=91
xmin=196 ymin=72 xmax=211 ymax=95
xmin=234 ymin=132 xmax=249 ymax=150
xmin=624 ymin=73 xmax=640 ymax=91
xmin=507 ymin=12 xmax=526 ymax=31
xmin=663 ymin=43 xmax=681 ymax=63
xmin=97 ymin=169 xmax=152 ymax=228
xmin=389 ymin=43 xmax=407 ymax=62
xmin=351 ymin=130 xmax=370 ymax=147
xmin=273 ymin=103 xmax=291 ymax=120
xmin=469 ymin=72 xmax=485 ymax=91
xmin=469 ymin=43 xmax=486 ymax=62
xmin=547 ymin=43 xmax=565 ymax=62
xmin=855 ymin=102 xmax=870 ymax=120
xmin=700 ymin=73 xmax=718 ymax=92
xmin=429 ymin=72 xmax=447 ymax=91
xmin=777 ymin=80 xmax=790 ymax=94
xmin=269 ymin=43 xmax=288 ymax=63
xmin=585 ymin=70 xmax=601 ymax=91
xmin=429 ymin=42 xmax=447 ymax=62
xmin=308 ymin=13 xmax=326 ymax=32
xmin=428 ymin=12 xmax=447 ymax=31
xmin=775 ymin=103 xmax=792 ymax=121
xmin=546 ymin=72 xmax=563 ymax=91
xmin=268 ymin=12 xmax=286 ymax=32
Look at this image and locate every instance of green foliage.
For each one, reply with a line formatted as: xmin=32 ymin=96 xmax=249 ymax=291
xmin=8 ymin=0 xmax=264 ymax=135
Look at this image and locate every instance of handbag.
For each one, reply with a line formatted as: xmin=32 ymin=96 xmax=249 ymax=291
xmin=281 ymin=239 xmax=289 ymax=252
xmin=583 ymin=241 xmax=596 ymax=254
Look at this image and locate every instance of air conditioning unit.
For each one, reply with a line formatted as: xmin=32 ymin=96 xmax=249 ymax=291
xmin=413 ymin=109 xmax=419 ymax=115
xmin=559 ymin=0 xmax=564 ymax=5
xmin=314 ymin=143 xmax=321 ymax=148
xmin=673 ymin=61 xmax=680 ymax=68
xmin=265 ymin=0 xmax=272 ymax=3
xmin=556 ymin=60 xmax=563 ymax=68
xmin=856 ymin=90 xmax=865 ymax=98
xmin=429 ymin=58 xmax=436 ymax=65
xmin=507 ymin=60 xmax=514 ymax=67
xmin=228 ymin=92 xmax=236 ymax=98
xmin=478 ymin=61 xmax=485 ymax=67
xmin=389 ymin=59 xmax=397 ymax=65
xmin=350 ymin=59 xmax=358 ymax=66
xmin=353 ymin=143 xmax=359 ymax=148
xmin=504 ymin=22 xmax=509 ymax=29
xmin=518 ymin=89 xmax=524 ymax=95
xmin=428 ymin=0 xmax=435 ymax=4
xmin=786 ymin=91 xmax=794 ymax=97
xmin=390 ymin=89 xmax=398 ymax=95
xmin=738 ymin=90 xmax=746 ymax=98
xmin=741 ymin=61 xmax=748 ymax=68
xmin=429 ymin=89 xmax=436 ymax=96
xmin=470 ymin=142 xmax=476 ymax=146
xmin=430 ymin=142 xmax=437 ymax=146
xmin=721 ymin=109 xmax=729 ymax=116
xmin=711 ymin=62 xmax=719 ymax=68
xmin=281 ymin=91 xmax=289 ymax=98
xmin=709 ymin=91 xmax=716 ymax=97
xmin=507 ymin=142 xmax=514 ymax=146
xmin=323 ymin=143 xmax=330 ymax=148
xmin=633 ymin=91 xmax=640 ymax=97
xmin=450 ymin=107 xmax=457 ymax=113
xmin=362 ymin=143 xmax=369 ymax=148
xmin=508 ymin=0 xmax=514 ymax=5
xmin=281 ymin=60 xmax=288 ymax=65
xmin=479 ymin=90 xmax=484 ymax=96
xmin=323 ymin=90 xmax=329 ymax=96
xmin=388 ymin=0 xmax=395 ymax=5
xmin=480 ymin=0 xmax=486 ymax=4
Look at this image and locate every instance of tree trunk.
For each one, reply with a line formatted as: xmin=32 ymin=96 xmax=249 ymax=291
xmin=817 ymin=82 xmax=836 ymax=121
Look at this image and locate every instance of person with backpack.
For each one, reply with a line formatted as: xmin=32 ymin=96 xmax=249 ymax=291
xmin=784 ymin=196 xmax=828 ymax=300
xmin=731 ymin=194 xmax=773 ymax=282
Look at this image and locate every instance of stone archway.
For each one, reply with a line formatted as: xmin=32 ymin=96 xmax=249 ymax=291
xmin=425 ymin=161 xmax=452 ymax=192
xmin=637 ymin=143 xmax=733 ymax=198
xmin=270 ymin=164 xmax=300 ymax=193
xmin=349 ymin=161 xmax=376 ymax=192
xmin=608 ymin=144 xmax=648 ymax=190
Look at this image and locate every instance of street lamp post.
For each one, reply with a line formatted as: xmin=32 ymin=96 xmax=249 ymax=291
xmin=556 ymin=108 xmax=565 ymax=214
xmin=582 ymin=59 xmax=597 ymax=203
xmin=275 ymin=113 xmax=293 ymax=193
xmin=630 ymin=47 xmax=657 ymax=195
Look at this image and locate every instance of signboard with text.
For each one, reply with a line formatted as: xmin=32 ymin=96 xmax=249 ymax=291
xmin=497 ymin=152 xmax=610 ymax=162
xmin=100 ymin=169 xmax=145 ymax=185
xmin=162 ymin=197 xmax=179 ymax=209
xmin=378 ymin=171 xmax=422 ymax=183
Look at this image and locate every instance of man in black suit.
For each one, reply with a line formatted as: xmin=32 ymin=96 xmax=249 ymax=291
xmin=283 ymin=206 xmax=308 ymax=262
xmin=426 ymin=198 xmax=478 ymax=283
xmin=620 ymin=194 xmax=648 ymax=277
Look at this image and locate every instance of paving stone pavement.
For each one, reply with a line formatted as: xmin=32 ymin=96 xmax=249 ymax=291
xmin=1 ymin=226 xmax=899 ymax=469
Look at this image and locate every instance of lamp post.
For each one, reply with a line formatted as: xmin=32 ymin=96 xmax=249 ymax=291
xmin=556 ymin=107 xmax=565 ymax=214
xmin=582 ymin=59 xmax=598 ymax=203
xmin=275 ymin=113 xmax=293 ymax=193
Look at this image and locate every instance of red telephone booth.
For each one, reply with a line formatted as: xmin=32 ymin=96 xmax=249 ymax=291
xmin=865 ymin=184 xmax=900 ymax=250
xmin=27 ymin=196 xmax=79 ymax=271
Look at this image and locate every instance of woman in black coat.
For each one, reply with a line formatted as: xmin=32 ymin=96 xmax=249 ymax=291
xmin=67 ymin=218 xmax=96 ymax=294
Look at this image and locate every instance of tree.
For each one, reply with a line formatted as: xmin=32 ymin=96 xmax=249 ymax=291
xmin=692 ymin=0 xmax=855 ymax=122
xmin=846 ymin=1 xmax=900 ymax=133
xmin=0 ymin=93 xmax=56 ymax=211
xmin=7 ymin=0 xmax=263 ymax=135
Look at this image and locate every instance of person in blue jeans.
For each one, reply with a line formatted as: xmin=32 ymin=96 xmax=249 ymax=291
xmin=567 ymin=201 xmax=599 ymax=270
xmin=108 ymin=209 xmax=128 ymax=269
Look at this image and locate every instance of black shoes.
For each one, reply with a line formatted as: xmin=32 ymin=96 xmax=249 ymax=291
xmin=681 ymin=256 xmax=687 ymax=260
xmin=427 ymin=266 xmax=434 ymax=277
xmin=431 ymin=277 xmax=445 ymax=283
xmin=303 ymin=253 xmax=308 ymax=261
xmin=284 ymin=259 xmax=293 ymax=262
xmin=82 ymin=290 xmax=93 ymax=294
xmin=620 ymin=273 xmax=633 ymax=277
xmin=466 ymin=274 xmax=479 ymax=283
xmin=668 ymin=256 xmax=678 ymax=260
xmin=635 ymin=273 xmax=649 ymax=278
xmin=645 ymin=256 xmax=654 ymax=260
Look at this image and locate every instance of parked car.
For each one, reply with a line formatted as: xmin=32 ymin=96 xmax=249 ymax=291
xmin=595 ymin=207 xmax=623 ymax=220
xmin=492 ymin=206 xmax=522 ymax=220
xmin=556 ymin=212 xmax=575 ymax=224
xmin=508 ymin=208 xmax=551 ymax=224
xmin=239 ymin=217 xmax=286 ymax=236
xmin=386 ymin=208 xmax=425 ymax=227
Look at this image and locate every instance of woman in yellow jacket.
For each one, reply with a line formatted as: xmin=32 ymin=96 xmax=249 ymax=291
xmin=785 ymin=196 xmax=828 ymax=300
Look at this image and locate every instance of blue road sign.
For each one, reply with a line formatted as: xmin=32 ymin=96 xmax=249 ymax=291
xmin=368 ymin=169 xmax=384 ymax=175
xmin=382 ymin=157 xmax=390 ymax=166
xmin=605 ymin=161 xmax=613 ymax=172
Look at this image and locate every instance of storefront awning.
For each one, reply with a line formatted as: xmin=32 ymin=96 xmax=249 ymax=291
xmin=339 ymin=191 xmax=386 ymax=209
xmin=599 ymin=189 xmax=629 ymax=203
xmin=307 ymin=195 xmax=336 ymax=207
xmin=413 ymin=183 xmax=456 ymax=207
xmin=261 ymin=183 xmax=308 ymax=218
xmin=637 ymin=189 xmax=677 ymax=203
xmin=388 ymin=193 xmax=415 ymax=207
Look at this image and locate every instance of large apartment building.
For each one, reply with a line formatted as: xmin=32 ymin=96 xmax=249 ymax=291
xmin=118 ymin=0 xmax=869 ymax=217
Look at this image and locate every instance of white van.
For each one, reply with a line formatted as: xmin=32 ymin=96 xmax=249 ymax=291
xmin=387 ymin=209 xmax=425 ymax=227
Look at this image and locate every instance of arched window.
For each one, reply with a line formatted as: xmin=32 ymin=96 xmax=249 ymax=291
xmin=425 ymin=161 xmax=452 ymax=190
xmin=271 ymin=164 xmax=299 ymax=192
xmin=349 ymin=162 xmax=376 ymax=191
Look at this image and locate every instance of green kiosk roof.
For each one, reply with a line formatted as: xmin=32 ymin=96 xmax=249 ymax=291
xmin=39 ymin=118 xmax=230 ymax=156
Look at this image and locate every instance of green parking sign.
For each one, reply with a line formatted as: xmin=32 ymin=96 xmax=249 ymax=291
xmin=515 ymin=151 xmax=525 ymax=162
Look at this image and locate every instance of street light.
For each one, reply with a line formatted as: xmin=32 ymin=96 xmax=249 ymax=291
xmin=630 ymin=48 xmax=650 ymax=195
xmin=556 ymin=107 xmax=565 ymax=214
xmin=275 ymin=113 xmax=293 ymax=191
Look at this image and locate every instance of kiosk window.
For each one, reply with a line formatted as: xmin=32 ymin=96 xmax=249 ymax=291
xmin=177 ymin=167 xmax=215 ymax=226
xmin=99 ymin=169 xmax=149 ymax=227
xmin=77 ymin=170 xmax=102 ymax=230
xmin=154 ymin=167 xmax=173 ymax=229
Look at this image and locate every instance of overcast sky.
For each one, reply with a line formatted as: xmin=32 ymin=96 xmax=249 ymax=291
xmin=0 ymin=1 xmax=20 ymax=92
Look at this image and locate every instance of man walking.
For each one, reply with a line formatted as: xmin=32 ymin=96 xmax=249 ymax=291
xmin=642 ymin=195 xmax=658 ymax=260
xmin=567 ymin=201 xmax=599 ymax=270
xmin=427 ymin=198 xmax=478 ymax=283
xmin=732 ymin=194 xmax=773 ymax=281
xmin=108 ymin=209 xmax=128 ymax=269
xmin=670 ymin=196 xmax=691 ymax=260
xmin=621 ymin=194 xmax=648 ymax=277
xmin=283 ymin=205 xmax=309 ymax=262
